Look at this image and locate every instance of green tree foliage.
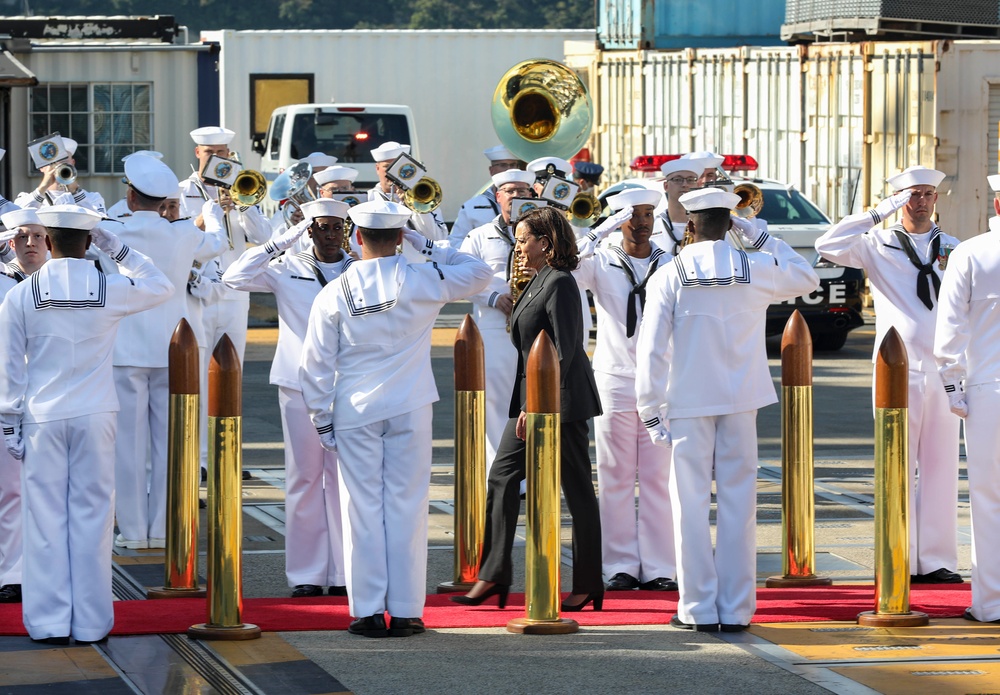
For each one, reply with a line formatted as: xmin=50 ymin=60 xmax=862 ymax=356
xmin=17 ymin=0 xmax=593 ymax=33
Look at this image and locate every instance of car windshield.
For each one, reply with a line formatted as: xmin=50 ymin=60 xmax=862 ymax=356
xmin=760 ymin=188 xmax=830 ymax=225
xmin=289 ymin=112 xmax=410 ymax=163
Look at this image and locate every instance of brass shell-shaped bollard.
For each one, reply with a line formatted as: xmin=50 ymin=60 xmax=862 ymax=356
xmin=766 ymin=311 xmax=831 ymax=588
xmin=148 ymin=319 xmax=207 ymax=600
xmin=507 ymin=331 xmax=579 ymax=635
xmin=858 ymin=327 xmax=928 ymax=627
xmin=438 ymin=315 xmax=487 ymax=593
xmin=189 ymin=334 xmax=261 ymax=640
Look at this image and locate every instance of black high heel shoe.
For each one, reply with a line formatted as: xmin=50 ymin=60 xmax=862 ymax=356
xmin=560 ymin=591 xmax=604 ymax=612
xmin=449 ymin=583 xmax=510 ymax=609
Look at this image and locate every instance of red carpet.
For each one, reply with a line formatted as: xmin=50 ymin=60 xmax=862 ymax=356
xmin=0 ymin=585 xmax=972 ymax=636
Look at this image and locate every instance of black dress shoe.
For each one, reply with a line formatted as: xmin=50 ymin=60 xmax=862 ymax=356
xmin=31 ymin=636 xmax=70 ymax=645
xmin=669 ymin=614 xmax=719 ymax=632
xmin=388 ymin=617 xmax=426 ymax=637
xmin=328 ymin=585 xmax=348 ymax=597
xmin=291 ymin=584 xmax=323 ymax=598
xmin=75 ymin=635 xmax=109 ymax=644
xmin=200 ymin=468 xmax=207 ymax=483
xmin=911 ymin=568 xmax=964 ymax=584
xmin=720 ymin=623 xmax=750 ymax=633
xmin=605 ymin=573 xmax=640 ymax=591
xmin=639 ymin=577 xmax=678 ymax=592
xmin=963 ymin=607 xmax=1000 ymax=623
xmin=348 ymin=613 xmax=388 ymax=638
xmin=199 ymin=498 xmax=207 ymax=509
xmin=242 ymin=470 xmax=253 ymax=481
xmin=0 ymin=584 xmax=22 ymax=603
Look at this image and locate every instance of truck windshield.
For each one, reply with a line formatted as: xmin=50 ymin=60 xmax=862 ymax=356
xmin=289 ymin=112 xmax=411 ymax=163
xmin=760 ymin=188 xmax=830 ymax=225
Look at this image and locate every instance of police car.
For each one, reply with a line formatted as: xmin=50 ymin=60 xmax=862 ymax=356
xmin=600 ymin=155 xmax=865 ymax=351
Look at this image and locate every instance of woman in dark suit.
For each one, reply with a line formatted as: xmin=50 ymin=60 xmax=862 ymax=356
xmin=452 ymin=206 xmax=604 ymax=611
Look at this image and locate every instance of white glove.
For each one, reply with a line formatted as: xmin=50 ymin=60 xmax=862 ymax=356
xmin=403 ymin=227 xmax=433 ymax=254
xmin=592 ymin=206 xmax=633 ymax=239
xmin=202 ymin=200 xmax=225 ymax=230
xmin=269 ymin=219 xmax=310 ymax=253
xmin=945 ymin=383 xmax=968 ymax=418
xmin=318 ymin=430 xmax=337 ymax=453
xmin=872 ymin=189 xmax=912 ymax=222
xmin=642 ymin=409 xmax=672 ymax=448
xmin=730 ymin=216 xmax=768 ymax=247
xmin=89 ymin=225 xmax=125 ymax=258
xmin=2 ymin=421 xmax=23 ymax=461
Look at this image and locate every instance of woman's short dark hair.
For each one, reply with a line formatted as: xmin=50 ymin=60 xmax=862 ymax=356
xmin=517 ymin=206 xmax=579 ymax=271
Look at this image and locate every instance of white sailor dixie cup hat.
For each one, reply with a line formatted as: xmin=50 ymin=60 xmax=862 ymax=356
xmin=125 ymin=155 xmax=180 ymax=199
xmin=62 ymin=138 xmax=78 ymax=157
xmin=1 ymin=208 xmax=43 ymax=231
xmin=527 ymin=156 xmax=572 ymax=178
xmin=348 ymin=200 xmax=412 ymax=229
xmin=988 ymin=174 xmax=1000 ymax=192
xmin=886 ymin=165 xmax=946 ymax=191
xmin=190 ymin=126 xmax=236 ymax=146
xmin=370 ymin=141 xmax=411 ymax=163
xmin=492 ymin=170 xmax=535 ymax=188
xmin=300 ymin=198 xmax=350 ymax=221
xmin=660 ymin=158 xmax=700 ymax=178
xmin=484 ymin=145 xmax=517 ymax=162
xmin=681 ymin=150 xmax=725 ymax=172
xmin=121 ymin=150 xmax=164 ymax=162
xmin=300 ymin=152 xmax=339 ymax=168
xmin=314 ymin=166 xmax=360 ymax=185
xmin=608 ymin=188 xmax=663 ymax=211
xmin=36 ymin=204 xmax=104 ymax=231
xmin=679 ymin=187 xmax=741 ymax=212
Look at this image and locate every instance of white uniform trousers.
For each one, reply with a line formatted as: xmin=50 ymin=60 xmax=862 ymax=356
xmin=113 ymin=366 xmax=169 ymax=542
xmin=0 ymin=446 xmax=21 ymax=585
xmin=336 ymin=404 xmax=432 ymax=619
xmin=874 ymin=369 xmax=960 ymax=574
xmin=22 ymin=413 xmax=116 ymax=641
xmin=278 ymin=386 xmax=345 ymax=588
xmin=670 ymin=411 xmax=758 ymax=626
xmin=200 ymin=299 xmax=249 ymax=471
xmin=595 ymin=408 xmax=675 ymax=582
xmin=963 ymin=384 xmax=1000 ymax=621
xmin=480 ymin=327 xmax=517 ymax=471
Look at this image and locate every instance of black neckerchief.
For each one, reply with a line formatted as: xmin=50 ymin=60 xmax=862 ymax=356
xmin=891 ymin=225 xmax=942 ymax=310
xmin=492 ymin=214 xmax=515 ymax=282
xmin=485 ymin=187 xmax=500 ymax=216
xmin=609 ymin=245 xmax=666 ymax=337
xmin=660 ymin=209 xmax=684 ymax=255
xmin=297 ymin=251 xmax=351 ymax=288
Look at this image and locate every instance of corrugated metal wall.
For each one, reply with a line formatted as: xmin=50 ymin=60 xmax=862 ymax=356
xmin=580 ymin=40 xmax=1000 ymax=240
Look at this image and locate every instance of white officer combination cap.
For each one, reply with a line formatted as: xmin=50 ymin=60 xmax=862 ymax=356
xmin=348 ymin=199 xmax=411 ymax=229
xmin=679 ymin=187 xmax=741 ymax=212
xmin=492 ymin=170 xmax=535 ymax=188
xmin=681 ymin=150 xmax=725 ymax=172
xmin=608 ymin=188 xmax=663 ymax=211
xmin=370 ymin=141 xmax=411 ymax=162
xmin=527 ymin=157 xmax=572 ymax=178
xmin=484 ymin=144 xmax=516 ymax=162
xmin=300 ymin=152 xmax=339 ymax=168
xmin=886 ymin=165 xmax=946 ymax=192
xmin=300 ymin=198 xmax=350 ymax=222
xmin=989 ymin=174 xmax=1000 ymax=192
xmin=314 ymin=166 xmax=359 ymax=185
xmin=36 ymin=204 xmax=103 ymax=231
xmin=121 ymin=150 xmax=164 ymax=162
xmin=1 ymin=208 xmax=42 ymax=231
xmin=660 ymin=158 xmax=699 ymax=178
xmin=190 ymin=126 xmax=236 ymax=146
xmin=125 ymin=155 xmax=180 ymax=199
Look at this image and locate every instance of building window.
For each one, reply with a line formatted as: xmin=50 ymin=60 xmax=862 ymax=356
xmin=29 ymin=83 xmax=152 ymax=176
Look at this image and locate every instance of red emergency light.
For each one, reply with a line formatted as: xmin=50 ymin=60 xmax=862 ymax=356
xmin=354 ymin=132 xmax=370 ymax=141
xmin=630 ymin=154 xmax=759 ymax=173
xmin=336 ymin=107 xmax=367 ymax=112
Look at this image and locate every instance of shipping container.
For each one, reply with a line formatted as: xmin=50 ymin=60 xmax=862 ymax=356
xmin=566 ymin=39 xmax=1000 ymax=239
xmin=783 ymin=0 xmax=1000 ymax=42
xmin=598 ymin=0 xmax=786 ymax=50
xmin=202 ymin=29 xmax=593 ymax=223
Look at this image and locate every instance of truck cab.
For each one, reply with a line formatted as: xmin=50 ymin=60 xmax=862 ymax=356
xmin=252 ymin=103 xmax=418 ymax=214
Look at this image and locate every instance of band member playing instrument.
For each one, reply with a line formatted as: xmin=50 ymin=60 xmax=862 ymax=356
xmin=450 ymin=145 xmax=522 ymax=247
xmin=637 ymin=188 xmax=818 ymax=631
xmin=15 ymin=138 xmax=106 ymax=215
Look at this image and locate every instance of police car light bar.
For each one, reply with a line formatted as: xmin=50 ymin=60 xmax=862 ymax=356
xmin=630 ymin=154 xmax=760 ymax=173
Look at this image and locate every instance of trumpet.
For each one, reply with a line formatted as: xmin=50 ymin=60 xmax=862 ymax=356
xmin=231 ymin=169 xmax=268 ymax=209
xmin=567 ymin=191 xmax=600 ymax=227
xmin=733 ymin=182 xmax=763 ymax=219
xmin=55 ymin=162 xmax=76 ymax=188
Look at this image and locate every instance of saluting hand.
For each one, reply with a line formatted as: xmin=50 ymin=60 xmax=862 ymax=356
xmin=872 ymin=189 xmax=912 ymax=222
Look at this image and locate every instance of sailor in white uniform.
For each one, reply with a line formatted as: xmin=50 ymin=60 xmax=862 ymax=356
xmin=366 ymin=141 xmax=449 ymax=262
xmin=458 ymin=169 xmax=535 ymax=470
xmin=636 ymin=188 xmax=819 ymax=631
xmin=106 ymin=151 xmax=165 ymax=221
xmin=15 ymin=138 xmax=106 ymax=214
xmin=575 ymin=188 xmax=676 ymax=592
xmin=0 ymin=208 xmax=47 ymax=606
xmin=0 ymin=205 xmax=172 ymax=644
xmin=934 ymin=174 xmax=1000 ymax=621
xmin=815 ymin=165 xmax=962 ymax=584
xmin=224 ymin=198 xmax=353 ymax=598
xmin=299 ymin=200 xmax=491 ymax=638
xmin=111 ymin=155 xmax=228 ymax=549
xmin=449 ymin=145 xmax=521 ymax=248
xmin=654 ymin=158 xmax=704 ymax=254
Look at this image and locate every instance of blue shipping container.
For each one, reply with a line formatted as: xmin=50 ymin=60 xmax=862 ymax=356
xmin=599 ymin=0 xmax=787 ymax=50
